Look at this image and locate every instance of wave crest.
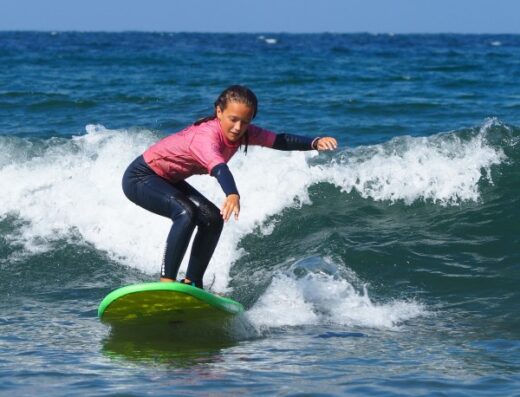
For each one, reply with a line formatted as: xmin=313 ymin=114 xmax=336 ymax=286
xmin=319 ymin=118 xmax=507 ymax=205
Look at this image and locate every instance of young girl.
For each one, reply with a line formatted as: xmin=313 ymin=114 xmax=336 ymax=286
xmin=122 ymin=85 xmax=337 ymax=289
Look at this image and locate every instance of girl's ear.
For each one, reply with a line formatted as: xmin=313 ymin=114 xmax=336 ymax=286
xmin=216 ymin=105 xmax=223 ymax=119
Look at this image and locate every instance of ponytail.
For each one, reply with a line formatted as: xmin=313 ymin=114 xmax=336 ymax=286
xmin=194 ymin=115 xmax=216 ymax=126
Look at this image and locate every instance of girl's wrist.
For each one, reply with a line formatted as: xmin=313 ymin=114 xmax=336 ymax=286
xmin=311 ymin=137 xmax=321 ymax=150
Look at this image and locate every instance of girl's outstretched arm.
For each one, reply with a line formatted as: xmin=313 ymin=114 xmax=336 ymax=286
xmin=270 ymin=133 xmax=338 ymax=151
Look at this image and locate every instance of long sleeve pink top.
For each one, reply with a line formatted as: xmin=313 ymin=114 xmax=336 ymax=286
xmin=143 ymin=118 xmax=276 ymax=183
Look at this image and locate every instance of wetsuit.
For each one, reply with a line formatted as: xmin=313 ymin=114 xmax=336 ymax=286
xmin=122 ymin=118 xmax=318 ymax=288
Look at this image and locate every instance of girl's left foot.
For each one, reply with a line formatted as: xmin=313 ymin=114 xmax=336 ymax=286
xmin=179 ymin=278 xmax=203 ymax=289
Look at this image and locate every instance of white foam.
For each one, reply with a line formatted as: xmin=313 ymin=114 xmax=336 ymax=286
xmin=1 ymin=125 xmax=162 ymax=264
xmin=0 ymin=120 xmax=507 ymax=293
xmin=258 ymin=36 xmax=278 ymax=45
xmin=246 ymin=271 xmax=425 ymax=330
xmin=0 ymin=125 xmax=315 ymax=292
xmin=320 ymin=118 xmax=505 ymax=205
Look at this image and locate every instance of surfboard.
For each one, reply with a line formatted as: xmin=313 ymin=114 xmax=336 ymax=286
xmin=98 ymin=282 xmax=244 ymax=327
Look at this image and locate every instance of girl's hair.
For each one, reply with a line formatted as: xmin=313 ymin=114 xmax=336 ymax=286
xmin=194 ymin=85 xmax=258 ymax=153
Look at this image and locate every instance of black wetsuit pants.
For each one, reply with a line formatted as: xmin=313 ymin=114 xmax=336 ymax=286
xmin=122 ymin=155 xmax=223 ymax=288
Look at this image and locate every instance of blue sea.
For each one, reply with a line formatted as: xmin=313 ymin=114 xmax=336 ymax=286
xmin=1 ymin=32 xmax=519 ymax=396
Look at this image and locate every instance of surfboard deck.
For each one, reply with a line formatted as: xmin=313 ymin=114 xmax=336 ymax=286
xmin=98 ymin=282 xmax=244 ymax=327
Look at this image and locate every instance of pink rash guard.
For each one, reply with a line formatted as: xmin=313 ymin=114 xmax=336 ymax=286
xmin=143 ymin=118 xmax=276 ymax=182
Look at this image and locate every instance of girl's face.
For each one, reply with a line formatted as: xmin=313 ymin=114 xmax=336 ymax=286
xmin=216 ymin=101 xmax=255 ymax=143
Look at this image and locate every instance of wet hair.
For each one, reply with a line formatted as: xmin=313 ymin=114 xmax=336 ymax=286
xmin=194 ymin=85 xmax=258 ymax=153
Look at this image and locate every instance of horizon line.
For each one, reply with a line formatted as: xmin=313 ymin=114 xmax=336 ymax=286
xmin=1 ymin=29 xmax=519 ymax=35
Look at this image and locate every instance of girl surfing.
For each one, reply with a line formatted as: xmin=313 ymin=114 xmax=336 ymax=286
xmin=122 ymin=85 xmax=337 ymax=289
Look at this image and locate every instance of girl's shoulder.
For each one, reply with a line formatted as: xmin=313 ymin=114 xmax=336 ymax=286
xmin=190 ymin=118 xmax=220 ymax=134
xmin=174 ymin=118 xmax=219 ymax=138
xmin=188 ymin=119 xmax=224 ymax=148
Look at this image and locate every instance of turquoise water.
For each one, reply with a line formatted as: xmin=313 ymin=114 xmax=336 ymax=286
xmin=1 ymin=32 xmax=519 ymax=396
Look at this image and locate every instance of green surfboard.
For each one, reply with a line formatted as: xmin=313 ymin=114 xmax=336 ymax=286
xmin=98 ymin=282 xmax=244 ymax=327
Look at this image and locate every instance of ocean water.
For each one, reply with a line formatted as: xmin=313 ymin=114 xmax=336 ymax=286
xmin=0 ymin=32 xmax=519 ymax=396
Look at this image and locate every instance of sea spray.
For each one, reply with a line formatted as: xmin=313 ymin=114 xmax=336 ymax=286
xmin=0 ymin=121 xmax=509 ymax=293
xmin=246 ymin=273 xmax=425 ymax=330
xmin=319 ymin=120 xmax=506 ymax=205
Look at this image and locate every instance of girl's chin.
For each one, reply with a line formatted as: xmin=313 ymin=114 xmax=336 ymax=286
xmin=226 ymin=133 xmax=242 ymax=141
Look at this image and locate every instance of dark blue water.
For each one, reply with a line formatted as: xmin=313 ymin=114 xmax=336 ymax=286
xmin=1 ymin=32 xmax=519 ymax=396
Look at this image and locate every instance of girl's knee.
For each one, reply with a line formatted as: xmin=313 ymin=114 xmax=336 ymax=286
xmin=211 ymin=210 xmax=224 ymax=232
xmin=200 ymin=204 xmax=224 ymax=231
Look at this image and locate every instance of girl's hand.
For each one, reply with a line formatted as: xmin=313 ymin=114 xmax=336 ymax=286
xmin=315 ymin=137 xmax=338 ymax=151
xmin=221 ymin=194 xmax=240 ymax=222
